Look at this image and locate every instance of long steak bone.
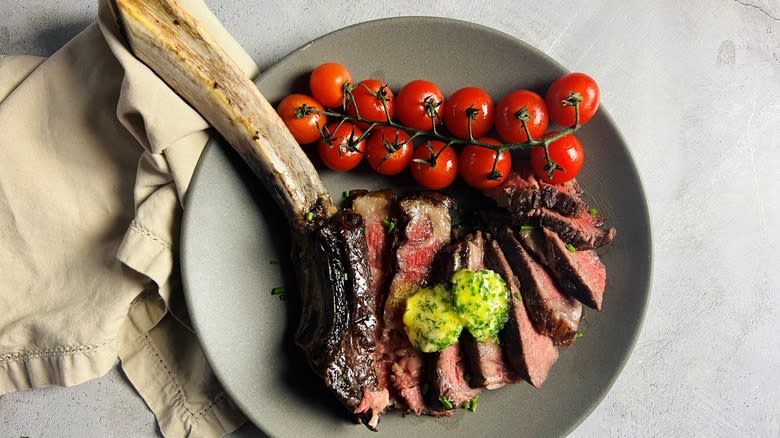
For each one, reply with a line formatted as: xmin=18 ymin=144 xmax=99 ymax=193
xmin=113 ymin=0 xmax=336 ymax=224
xmin=111 ymin=0 xmax=392 ymax=428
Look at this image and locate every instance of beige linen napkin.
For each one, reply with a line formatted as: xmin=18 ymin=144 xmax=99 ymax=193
xmin=0 ymin=1 xmax=259 ymax=436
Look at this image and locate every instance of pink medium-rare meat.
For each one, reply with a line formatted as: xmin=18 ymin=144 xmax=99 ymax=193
xmin=348 ymin=190 xmax=398 ymax=426
xmin=427 ymin=343 xmax=481 ymax=412
xmin=449 ymin=230 xmax=514 ymax=391
xmin=484 ymin=238 xmax=559 ymax=387
xmin=492 ymin=225 xmax=583 ymax=347
xmin=382 ymin=192 xmax=453 ymax=415
xmin=538 ymin=228 xmax=607 ymax=310
xmin=536 ymin=208 xmax=616 ymax=250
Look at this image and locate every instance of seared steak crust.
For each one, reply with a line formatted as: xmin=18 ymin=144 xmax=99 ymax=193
xmin=294 ymin=210 xmax=382 ymax=425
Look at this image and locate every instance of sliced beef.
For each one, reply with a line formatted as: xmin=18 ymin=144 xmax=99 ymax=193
xmin=535 ymin=208 xmax=616 ymax=250
xmin=460 ymin=331 xmax=514 ymax=390
xmin=541 ymin=228 xmax=606 ymax=310
xmin=491 ymin=224 xmax=583 ymax=347
xmin=484 ymin=238 xmax=559 ymax=388
xmin=485 ymin=166 xmax=586 ymax=218
xmin=382 ymin=192 xmax=453 ymax=415
xmin=348 ymin=190 xmax=397 ymax=426
xmin=294 ymin=210 xmax=384 ymax=428
xmin=427 ymin=343 xmax=481 ymax=412
xmin=445 ymin=230 xmax=514 ymax=391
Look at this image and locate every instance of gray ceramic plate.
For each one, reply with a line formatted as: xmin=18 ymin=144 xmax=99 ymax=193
xmin=182 ymin=17 xmax=651 ymax=438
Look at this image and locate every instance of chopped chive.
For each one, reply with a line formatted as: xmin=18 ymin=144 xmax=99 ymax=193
xmin=515 ymin=291 xmax=522 ymax=301
xmin=271 ymin=287 xmax=287 ymax=302
xmin=305 ymin=211 xmax=314 ymax=221
xmin=343 ymin=272 xmax=349 ymax=282
xmin=575 ymin=331 xmax=584 ymax=338
xmin=520 ymin=224 xmax=535 ymax=231
xmin=343 ymin=190 xmax=350 ymax=198
xmin=382 ymin=218 xmax=397 ymax=233
xmin=340 ymin=373 xmax=348 ymax=382
xmin=421 ymin=383 xmax=430 ymax=395
xmin=439 ymin=395 xmax=453 ymax=409
xmin=465 ymin=396 xmax=479 ymax=412
xmin=589 ymin=207 xmax=599 ymax=216
xmin=566 ymin=243 xmax=577 ymax=253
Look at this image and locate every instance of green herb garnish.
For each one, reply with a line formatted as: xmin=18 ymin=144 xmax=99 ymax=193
xmin=439 ymin=396 xmax=453 ymax=409
xmin=566 ymin=243 xmax=577 ymax=253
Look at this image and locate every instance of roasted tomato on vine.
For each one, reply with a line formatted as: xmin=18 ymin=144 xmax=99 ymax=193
xmin=309 ymin=62 xmax=353 ymax=108
xmin=277 ymin=94 xmax=327 ymax=145
xmin=410 ymin=140 xmax=458 ymax=190
xmin=443 ymin=86 xmax=494 ymax=140
xmin=459 ymin=137 xmax=512 ymax=190
xmin=396 ymin=80 xmax=445 ymax=131
xmin=545 ymin=72 xmax=600 ymax=127
xmin=495 ymin=90 xmax=548 ymax=144
xmin=365 ymin=127 xmax=413 ymax=175
xmin=317 ymin=122 xmax=365 ymax=171
xmin=530 ymin=132 xmax=584 ymax=184
xmin=346 ymin=79 xmax=395 ymax=127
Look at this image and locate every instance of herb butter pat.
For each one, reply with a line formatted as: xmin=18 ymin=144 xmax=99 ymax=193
xmin=403 ymin=284 xmax=464 ymax=352
xmin=403 ymin=269 xmax=511 ymax=352
xmin=451 ymin=269 xmax=510 ymax=343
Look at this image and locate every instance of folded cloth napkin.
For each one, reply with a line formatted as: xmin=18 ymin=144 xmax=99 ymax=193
xmin=0 ymin=1 xmax=259 ymax=436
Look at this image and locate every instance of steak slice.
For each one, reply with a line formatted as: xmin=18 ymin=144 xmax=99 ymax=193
xmin=294 ymin=210 xmax=384 ymax=428
xmin=382 ymin=192 xmax=453 ymax=415
xmin=540 ymin=227 xmax=607 ymax=310
xmin=484 ymin=238 xmax=558 ymax=388
xmin=447 ymin=231 xmax=514 ymax=391
xmin=492 ymin=225 xmax=583 ymax=347
xmin=485 ymin=167 xmax=586 ymax=218
xmin=348 ymin=190 xmax=398 ymax=427
xmin=536 ymin=208 xmax=616 ymax=250
xmin=427 ymin=343 xmax=481 ymax=413
xmin=349 ymin=192 xmax=396 ymax=369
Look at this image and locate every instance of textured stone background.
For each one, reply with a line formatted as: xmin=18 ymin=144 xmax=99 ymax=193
xmin=1 ymin=0 xmax=779 ymax=436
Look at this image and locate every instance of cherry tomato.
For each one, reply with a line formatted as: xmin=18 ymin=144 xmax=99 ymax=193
xmin=545 ymin=72 xmax=600 ymax=127
xmin=277 ymin=94 xmax=327 ymax=145
xmin=443 ymin=86 xmax=494 ymax=140
xmin=346 ymin=79 xmax=395 ymax=127
xmin=530 ymin=132 xmax=584 ymax=184
xmin=395 ymin=80 xmax=445 ymax=131
xmin=410 ymin=140 xmax=458 ymax=190
xmin=317 ymin=122 xmax=365 ymax=171
xmin=365 ymin=127 xmax=413 ymax=175
xmin=459 ymin=137 xmax=512 ymax=190
xmin=310 ymin=63 xmax=353 ymax=108
xmin=495 ymin=90 xmax=548 ymax=144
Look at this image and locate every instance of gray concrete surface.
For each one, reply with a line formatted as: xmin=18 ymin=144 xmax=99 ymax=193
xmin=2 ymin=0 xmax=779 ymax=437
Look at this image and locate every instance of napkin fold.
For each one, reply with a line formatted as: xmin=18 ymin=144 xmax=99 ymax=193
xmin=0 ymin=1 xmax=259 ymax=436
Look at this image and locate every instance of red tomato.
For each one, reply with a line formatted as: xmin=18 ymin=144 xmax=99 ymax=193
xmin=365 ymin=127 xmax=413 ymax=175
xmin=410 ymin=140 xmax=459 ymax=190
xmin=495 ymin=90 xmax=548 ymax=144
xmin=459 ymin=137 xmax=512 ymax=190
xmin=530 ymin=132 xmax=584 ymax=184
xmin=443 ymin=86 xmax=494 ymax=140
xmin=395 ymin=80 xmax=445 ymax=131
xmin=317 ymin=122 xmax=365 ymax=171
xmin=346 ymin=79 xmax=395 ymax=127
xmin=277 ymin=94 xmax=327 ymax=144
xmin=310 ymin=63 xmax=353 ymax=108
xmin=545 ymin=72 xmax=600 ymax=127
